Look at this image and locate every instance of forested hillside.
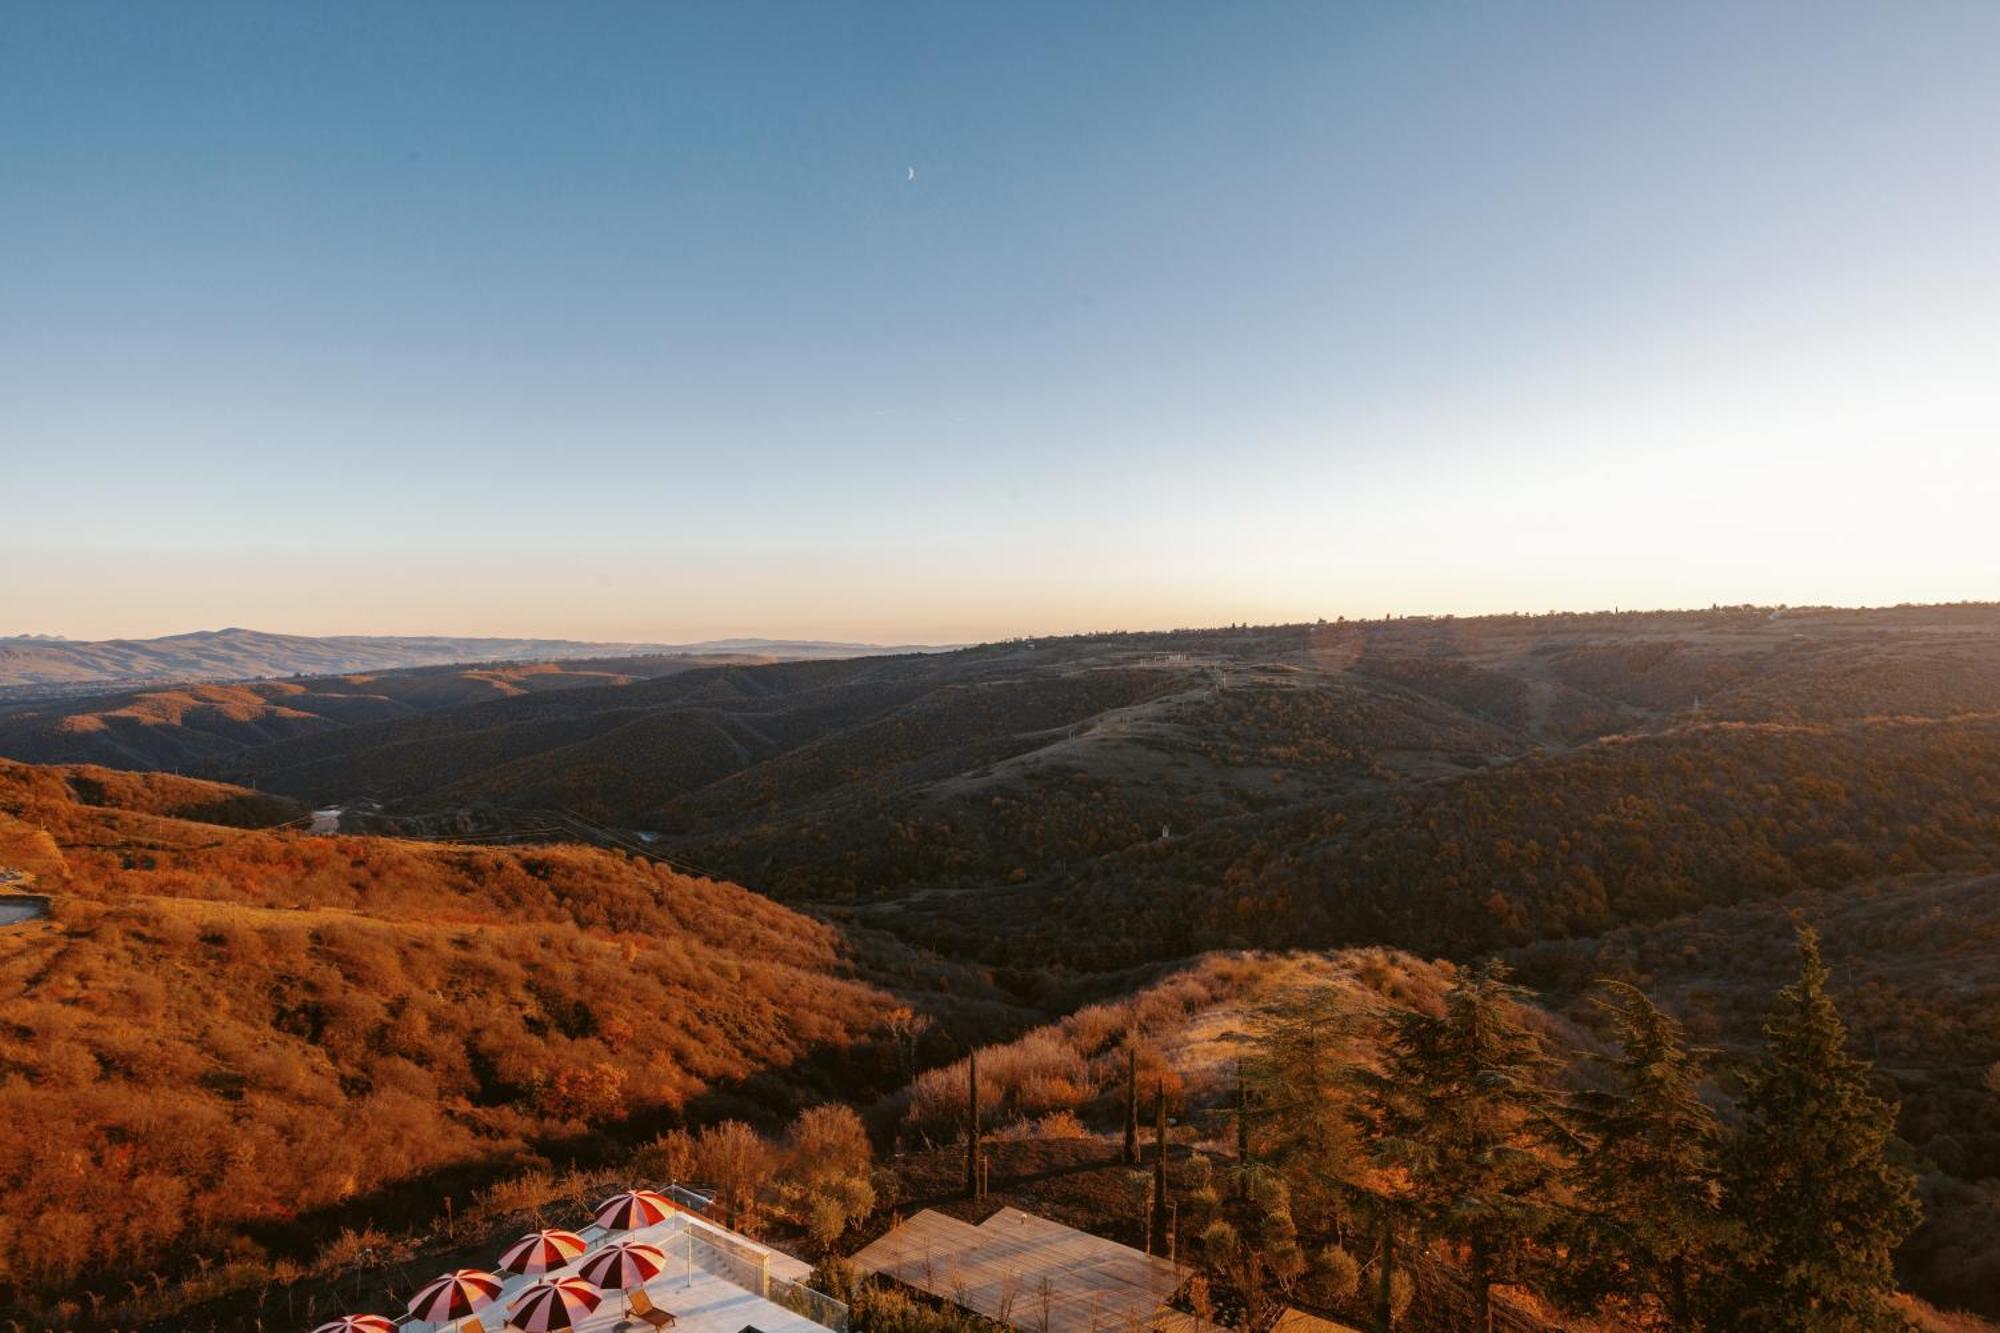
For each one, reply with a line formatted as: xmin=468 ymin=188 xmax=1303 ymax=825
xmin=1512 ymin=871 xmax=2000 ymax=1315
xmin=940 ymin=712 xmax=2000 ymax=970
xmin=0 ymin=654 xmax=768 ymax=771
xmin=0 ymin=761 xmax=1021 ymax=1325
xmin=7 ymin=607 xmax=2000 ymax=1326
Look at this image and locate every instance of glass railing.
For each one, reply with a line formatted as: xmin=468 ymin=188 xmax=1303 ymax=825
xmin=366 ymin=1183 xmax=846 ymax=1333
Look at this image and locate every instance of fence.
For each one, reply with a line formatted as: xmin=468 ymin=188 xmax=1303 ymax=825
xmin=666 ymin=1181 xmax=718 ymax=1213
xmin=679 ymin=1223 xmax=851 ymax=1333
xmin=681 ymin=1226 xmax=769 ymax=1293
xmin=770 ymin=1270 xmax=852 ymax=1333
xmin=369 ymin=1194 xmax=847 ymax=1333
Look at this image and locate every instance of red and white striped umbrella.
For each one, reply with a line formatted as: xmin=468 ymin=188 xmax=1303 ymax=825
xmin=498 ymin=1227 xmax=589 ymax=1275
xmin=592 ymin=1188 xmax=672 ymax=1231
xmin=311 ymin=1318 xmax=396 ymax=1333
xmin=576 ymin=1240 xmax=668 ymax=1291
xmin=407 ymin=1268 xmax=503 ymax=1323
xmin=506 ymin=1276 xmax=603 ymax=1332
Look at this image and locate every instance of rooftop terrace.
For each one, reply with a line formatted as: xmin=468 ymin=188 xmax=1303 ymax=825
xmin=382 ymin=1205 xmax=841 ymax=1333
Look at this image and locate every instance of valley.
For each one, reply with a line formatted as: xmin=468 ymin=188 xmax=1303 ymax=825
xmin=3 ymin=605 xmax=1999 ymax=1326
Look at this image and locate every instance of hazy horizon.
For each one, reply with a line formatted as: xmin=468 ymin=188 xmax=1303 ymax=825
xmin=10 ymin=595 xmax=2000 ymax=654
xmin=8 ymin=2 xmax=1998 ymax=642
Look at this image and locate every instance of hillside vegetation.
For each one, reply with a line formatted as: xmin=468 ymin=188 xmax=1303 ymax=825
xmin=170 ymin=609 xmax=2000 ymax=944
xmin=1512 ymin=872 xmax=2000 ymax=1315
xmin=0 ymin=627 xmax=722 ymax=692
xmin=953 ymin=711 xmax=2000 ymax=970
xmin=0 ymin=762 xmax=1017 ymax=1326
xmin=9 ymin=606 xmax=2000 ymax=1325
xmin=0 ymin=655 xmax=771 ymax=771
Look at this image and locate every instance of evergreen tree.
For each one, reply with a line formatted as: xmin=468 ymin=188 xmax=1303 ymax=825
xmin=1561 ymin=980 xmax=1732 ymax=1328
xmin=1364 ymin=960 xmax=1567 ymax=1333
xmin=1718 ymin=927 xmax=1920 ymax=1331
xmin=1234 ymin=1058 xmax=1253 ymax=1202
xmin=1370 ymin=1208 xmax=1398 ymax=1333
xmin=1124 ymin=1041 xmax=1141 ymax=1165
xmin=966 ymin=1047 xmax=984 ymax=1200
xmin=1246 ymin=982 xmax=1361 ymax=1239
xmin=1152 ymin=1079 xmax=1171 ymax=1256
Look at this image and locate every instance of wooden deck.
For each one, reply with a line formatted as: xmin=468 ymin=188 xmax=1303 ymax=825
xmin=850 ymin=1207 xmax=1183 ymax=1333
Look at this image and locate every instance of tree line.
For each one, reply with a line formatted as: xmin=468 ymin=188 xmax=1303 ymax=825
xmin=1185 ymin=927 xmax=1921 ymax=1331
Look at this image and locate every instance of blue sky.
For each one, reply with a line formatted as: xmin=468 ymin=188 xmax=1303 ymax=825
xmin=4 ymin=2 xmax=1998 ymax=642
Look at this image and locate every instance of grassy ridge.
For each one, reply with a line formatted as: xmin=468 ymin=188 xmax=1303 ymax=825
xmin=0 ymin=762 xmax=1014 ymax=1318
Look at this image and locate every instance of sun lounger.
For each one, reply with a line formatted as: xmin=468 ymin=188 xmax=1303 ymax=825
xmin=630 ymin=1288 xmax=678 ymax=1329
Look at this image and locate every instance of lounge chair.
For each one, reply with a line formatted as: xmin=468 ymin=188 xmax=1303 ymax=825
xmin=630 ymin=1288 xmax=678 ymax=1329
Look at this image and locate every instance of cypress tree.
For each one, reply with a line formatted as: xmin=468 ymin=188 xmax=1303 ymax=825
xmin=1124 ymin=1041 xmax=1141 ymax=1165
xmin=1246 ymin=981 xmax=1359 ymax=1234
xmin=1718 ymin=927 xmax=1919 ymax=1331
xmin=1562 ymin=980 xmax=1732 ymax=1328
xmin=1372 ymin=1210 xmax=1396 ymax=1333
xmin=1366 ymin=960 xmax=1566 ymax=1333
xmin=966 ymin=1047 xmax=984 ymax=1200
xmin=1152 ymin=1079 xmax=1171 ymax=1255
xmin=1234 ymin=1058 xmax=1253 ymax=1201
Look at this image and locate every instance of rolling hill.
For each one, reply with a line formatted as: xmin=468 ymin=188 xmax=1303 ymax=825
xmin=1511 ymin=871 xmax=2000 ymax=1315
xmin=171 ymin=605 xmax=2000 ymax=965
xmin=0 ymin=627 xmax=949 ymax=696
xmin=8 ymin=605 xmax=2000 ymax=1323
xmin=0 ymin=654 xmax=775 ymax=771
xmin=0 ymin=759 xmax=1021 ymax=1326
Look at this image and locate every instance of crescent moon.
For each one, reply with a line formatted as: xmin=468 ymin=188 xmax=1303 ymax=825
xmin=907 ymin=167 xmax=917 ymax=181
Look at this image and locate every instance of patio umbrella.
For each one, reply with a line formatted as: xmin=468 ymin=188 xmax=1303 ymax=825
xmin=506 ymin=1276 xmax=603 ymax=1331
xmin=575 ymin=1239 xmax=667 ymax=1291
xmin=408 ymin=1268 xmax=503 ymax=1324
xmin=499 ymin=1227 xmax=589 ymax=1276
xmin=311 ymin=1319 xmax=397 ymax=1333
xmin=592 ymin=1188 xmax=672 ymax=1231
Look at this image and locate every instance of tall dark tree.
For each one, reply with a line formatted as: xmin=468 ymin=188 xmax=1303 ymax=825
xmin=1365 ymin=960 xmax=1567 ymax=1333
xmin=965 ymin=1047 xmax=984 ymax=1200
xmin=1246 ymin=982 xmax=1360 ymax=1239
xmin=1234 ymin=1058 xmax=1253 ymax=1202
xmin=1718 ymin=927 xmax=1920 ymax=1331
xmin=1152 ymin=1079 xmax=1171 ymax=1256
xmin=1123 ymin=1041 xmax=1141 ymax=1165
xmin=1561 ymin=980 xmax=1732 ymax=1329
xmin=1371 ymin=1209 xmax=1397 ymax=1333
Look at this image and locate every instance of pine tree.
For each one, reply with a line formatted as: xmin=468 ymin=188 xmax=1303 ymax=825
xmin=1246 ymin=981 xmax=1360 ymax=1237
xmin=1718 ymin=927 xmax=1920 ymax=1331
xmin=1364 ymin=960 xmax=1567 ymax=1333
xmin=1562 ymin=980 xmax=1732 ymax=1328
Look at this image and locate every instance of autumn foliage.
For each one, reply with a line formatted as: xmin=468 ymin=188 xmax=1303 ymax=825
xmin=0 ymin=762 xmax=907 ymax=1320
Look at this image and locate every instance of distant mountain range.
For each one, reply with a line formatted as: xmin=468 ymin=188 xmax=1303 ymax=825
xmin=0 ymin=626 xmax=950 ymax=692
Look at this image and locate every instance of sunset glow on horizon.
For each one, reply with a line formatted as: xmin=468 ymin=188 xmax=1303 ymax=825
xmin=6 ymin=2 xmax=1998 ymax=644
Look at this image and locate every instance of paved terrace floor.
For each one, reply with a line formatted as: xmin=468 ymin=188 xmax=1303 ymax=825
xmin=397 ymin=1212 xmax=828 ymax=1333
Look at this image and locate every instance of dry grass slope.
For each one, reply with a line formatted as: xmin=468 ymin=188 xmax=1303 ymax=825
xmin=0 ymin=760 xmax=944 ymax=1323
